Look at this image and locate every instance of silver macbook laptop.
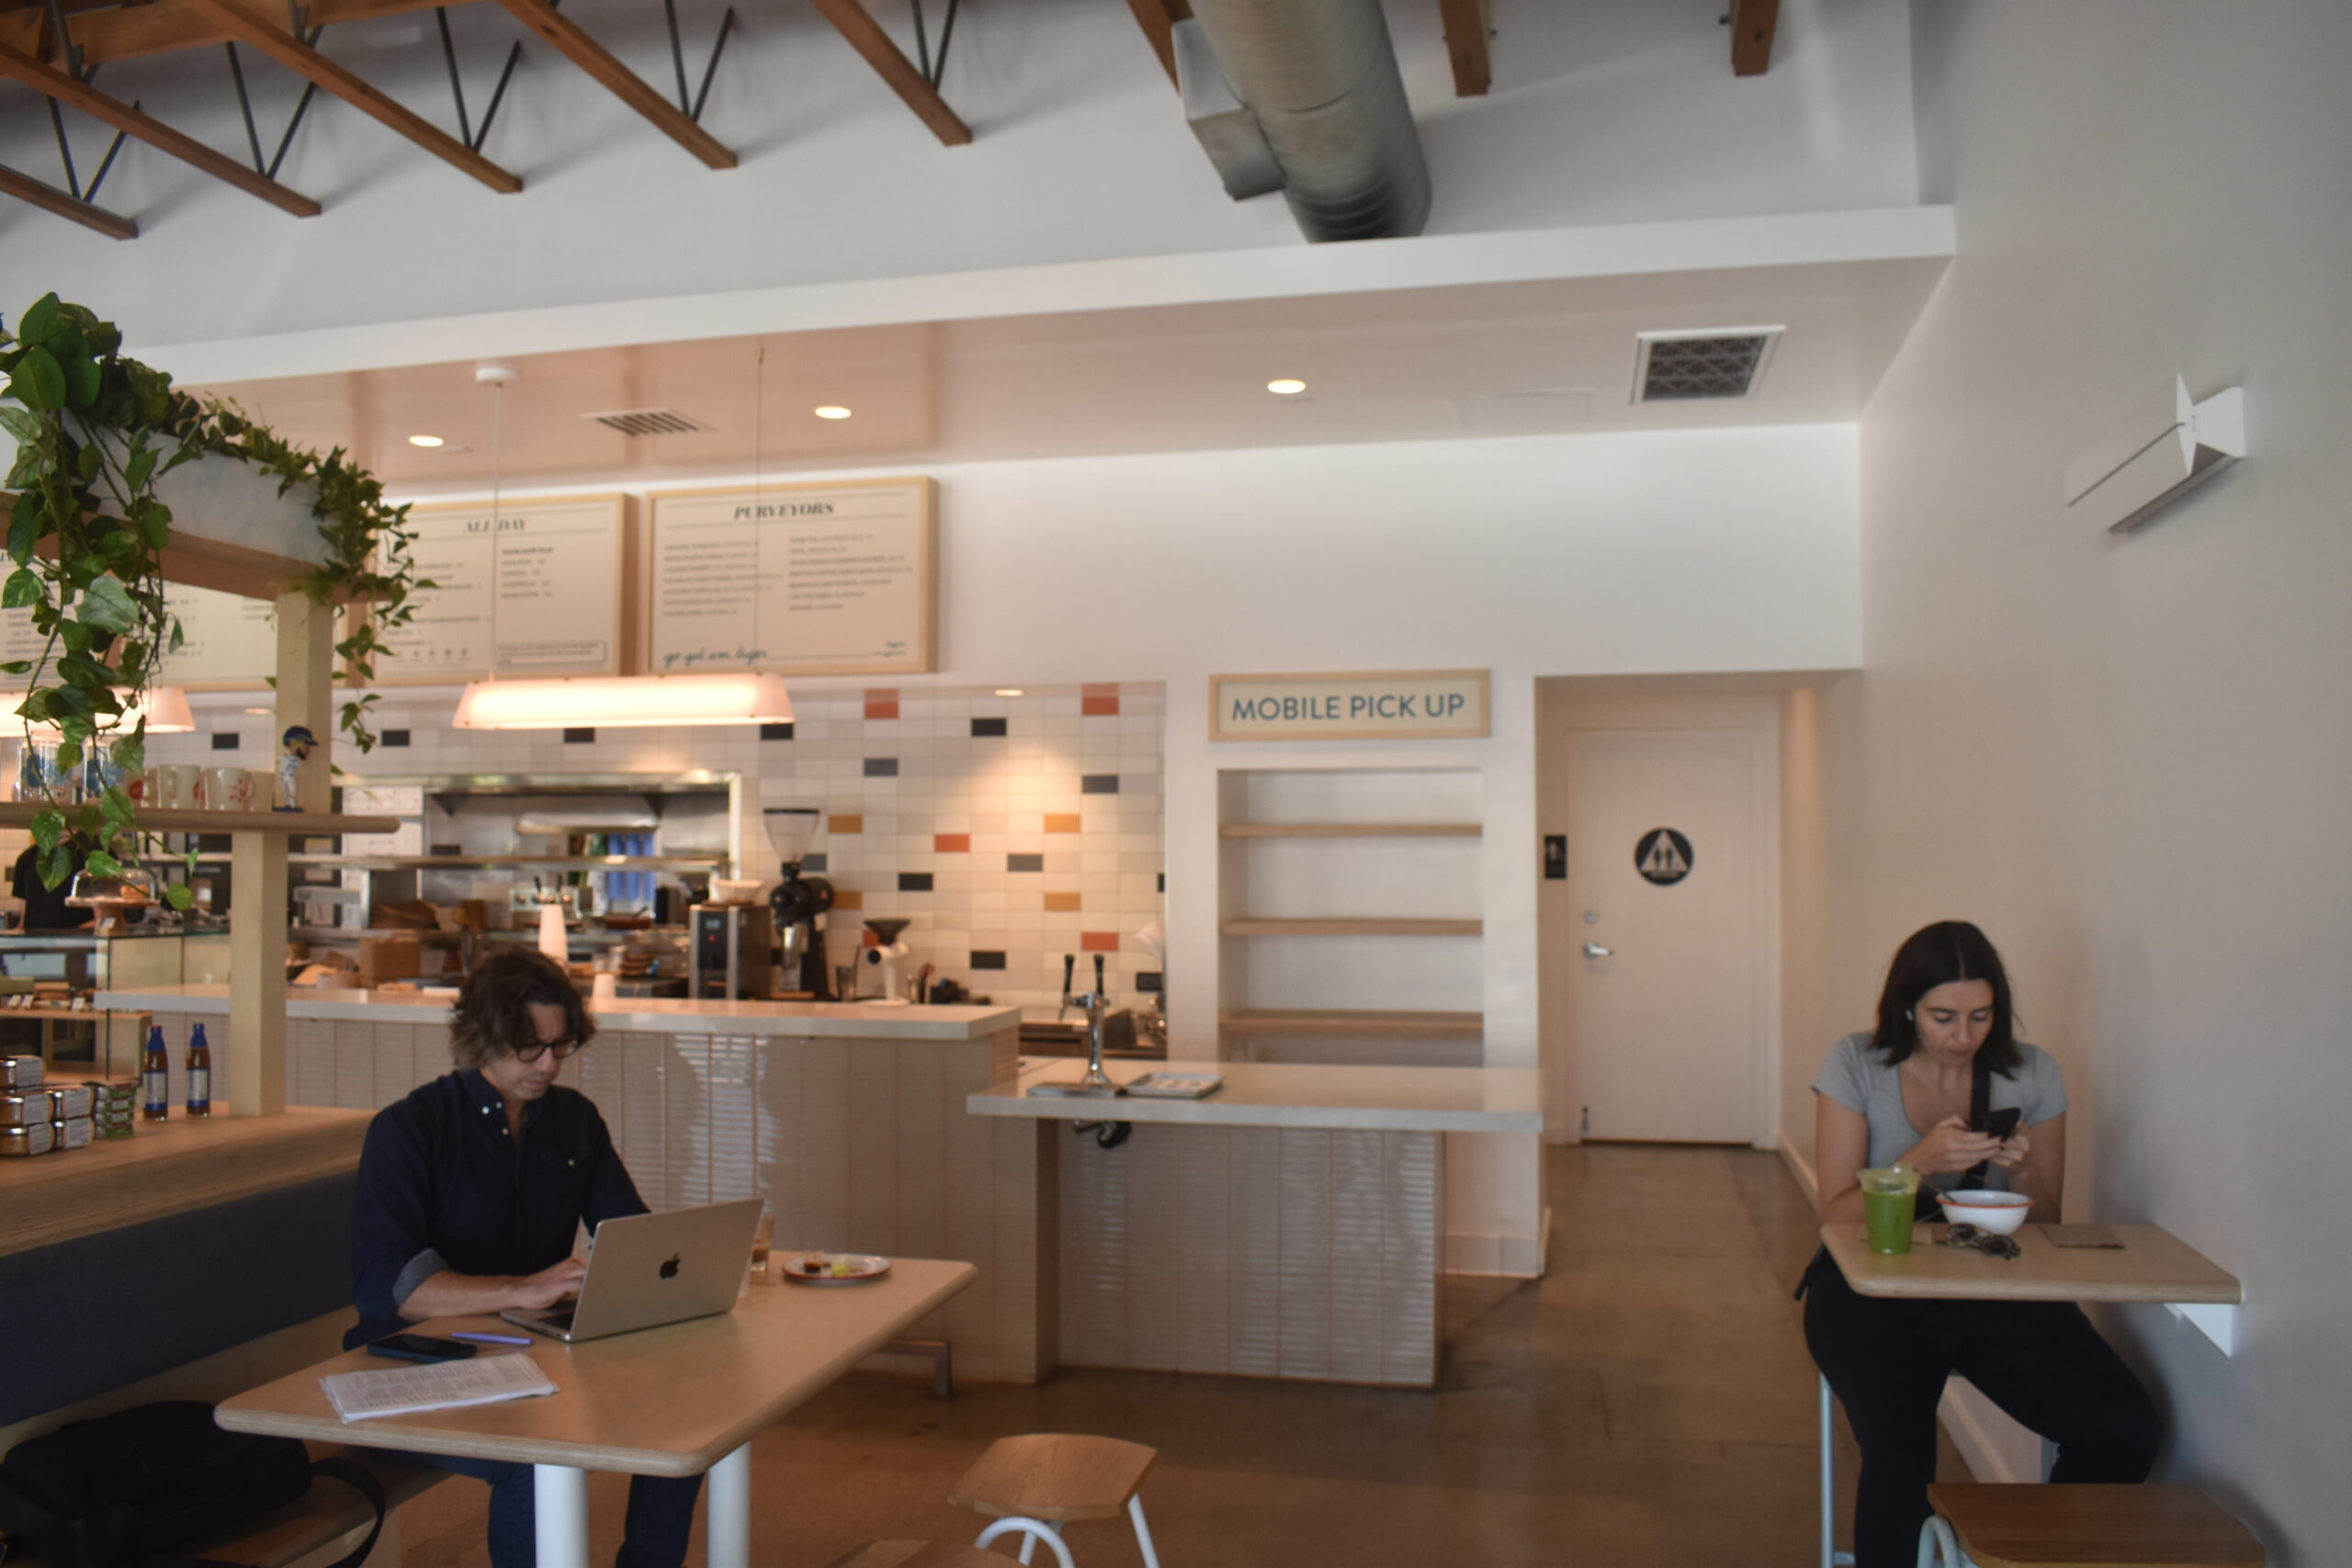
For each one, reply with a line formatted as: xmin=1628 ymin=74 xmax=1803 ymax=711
xmin=502 ymin=1198 xmax=763 ymax=1344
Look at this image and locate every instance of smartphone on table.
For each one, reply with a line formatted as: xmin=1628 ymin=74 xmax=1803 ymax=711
xmin=367 ymin=1333 xmax=478 ymax=1363
xmin=1973 ymin=1105 xmax=2023 ymax=1141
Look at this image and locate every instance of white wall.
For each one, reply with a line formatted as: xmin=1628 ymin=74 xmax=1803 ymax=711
xmin=0 ymin=0 xmax=1919 ymax=347
xmin=1834 ymin=3 xmax=2352 ymax=1554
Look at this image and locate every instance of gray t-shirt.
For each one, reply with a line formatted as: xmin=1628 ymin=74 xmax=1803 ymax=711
xmin=1811 ymin=1031 xmax=2067 ymax=1199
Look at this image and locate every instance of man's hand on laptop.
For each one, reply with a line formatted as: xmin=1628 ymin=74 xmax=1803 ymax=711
xmin=514 ymin=1258 xmax=587 ymax=1309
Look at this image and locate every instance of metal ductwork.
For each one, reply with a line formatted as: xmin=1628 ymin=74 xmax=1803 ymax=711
xmin=1178 ymin=0 xmax=1432 ymax=243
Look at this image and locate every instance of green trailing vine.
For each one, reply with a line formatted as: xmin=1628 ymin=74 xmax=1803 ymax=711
xmin=0 ymin=292 xmax=426 ymax=900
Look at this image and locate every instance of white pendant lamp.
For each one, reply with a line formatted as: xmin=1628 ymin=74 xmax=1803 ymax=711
xmin=452 ymin=671 xmax=794 ymax=729
xmin=3 ymin=685 xmax=198 ymax=736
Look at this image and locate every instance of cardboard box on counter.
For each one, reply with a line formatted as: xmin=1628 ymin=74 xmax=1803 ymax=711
xmin=356 ymin=935 xmax=422 ymax=987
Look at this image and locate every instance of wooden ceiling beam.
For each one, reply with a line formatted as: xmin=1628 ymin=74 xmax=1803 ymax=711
xmin=0 ymin=0 xmax=447 ymax=70
xmin=487 ymin=0 xmax=734 ymax=169
xmin=1437 ymin=0 xmax=1489 ymax=96
xmin=173 ymin=0 xmax=521 ymax=191
xmin=1730 ymin=0 xmax=1778 ymax=76
xmin=0 ymin=39 xmax=322 ymax=214
xmin=0 ymin=158 xmax=136 ymax=235
xmin=804 ymin=0 xmax=969 ymax=147
xmin=1123 ymin=0 xmax=1188 ymax=90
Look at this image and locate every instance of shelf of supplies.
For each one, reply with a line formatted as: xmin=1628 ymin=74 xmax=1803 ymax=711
xmin=1219 ymin=822 xmax=1482 ymax=839
xmin=0 ymin=807 xmax=399 ymax=835
xmin=1220 ymin=918 xmax=1482 ymax=938
xmin=282 ymin=855 xmax=725 ymax=871
xmin=1219 ymin=1009 xmax=1485 ymax=1038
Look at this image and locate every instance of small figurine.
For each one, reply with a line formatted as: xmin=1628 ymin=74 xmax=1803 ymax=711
xmin=276 ymin=725 xmax=317 ymax=812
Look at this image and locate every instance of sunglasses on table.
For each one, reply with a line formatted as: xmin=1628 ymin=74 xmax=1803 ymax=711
xmin=1938 ymin=1223 xmax=2021 ymax=1261
xmin=512 ymin=1035 xmax=587 ymax=1065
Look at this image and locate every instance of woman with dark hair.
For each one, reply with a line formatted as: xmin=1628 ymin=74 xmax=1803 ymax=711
xmin=1801 ymin=921 xmax=2159 ymax=1568
xmin=347 ymin=947 xmax=699 ymax=1568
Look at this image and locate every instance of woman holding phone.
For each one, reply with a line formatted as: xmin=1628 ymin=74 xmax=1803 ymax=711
xmin=1802 ymin=920 xmax=2159 ymax=1568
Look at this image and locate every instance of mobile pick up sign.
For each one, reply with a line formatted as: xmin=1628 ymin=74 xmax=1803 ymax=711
xmin=1209 ymin=670 xmax=1489 ymax=741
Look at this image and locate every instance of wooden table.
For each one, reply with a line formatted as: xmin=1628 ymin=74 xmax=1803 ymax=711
xmin=1813 ymin=1223 xmax=2242 ymax=1568
xmin=217 ymin=1257 xmax=978 ymax=1568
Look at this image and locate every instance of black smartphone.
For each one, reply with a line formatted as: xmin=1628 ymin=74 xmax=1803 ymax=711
xmin=1973 ymin=1105 xmax=2023 ymax=1140
xmin=367 ymin=1333 xmax=478 ymax=1364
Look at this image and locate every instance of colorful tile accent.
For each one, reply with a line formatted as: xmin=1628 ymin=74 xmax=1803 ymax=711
xmin=830 ymin=815 xmax=864 ymax=835
xmin=831 ymin=888 xmax=865 ymax=910
xmin=1081 ymin=694 xmax=1120 ymax=716
xmin=1080 ymin=931 xmax=1121 ymax=953
xmin=933 ymin=833 xmax=971 ymax=852
xmin=1008 ymin=853 xmax=1044 ymax=873
xmin=970 ymin=952 xmax=1007 ymax=970
xmin=863 ymin=689 xmax=899 ymax=720
xmin=1044 ymin=814 xmax=1082 ymax=834
xmin=1044 ymin=892 xmax=1082 ymax=912
xmin=899 ymin=873 xmax=934 ymax=892
xmin=1081 ymin=774 xmax=1119 ymax=794
xmin=864 ymin=757 xmax=899 ymax=777
xmin=971 ymin=717 xmax=1008 ymax=738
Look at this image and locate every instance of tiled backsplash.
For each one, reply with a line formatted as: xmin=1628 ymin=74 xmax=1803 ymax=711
xmin=129 ymin=682 xmax=1166 ymax=1021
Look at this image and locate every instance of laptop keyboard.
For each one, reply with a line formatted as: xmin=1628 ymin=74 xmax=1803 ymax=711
xmin=539 ymin=1309 xmax=576 ymax=1332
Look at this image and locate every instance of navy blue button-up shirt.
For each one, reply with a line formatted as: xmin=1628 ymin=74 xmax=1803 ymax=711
xmin=346 ymin=1069 xmax=646 ymax=1348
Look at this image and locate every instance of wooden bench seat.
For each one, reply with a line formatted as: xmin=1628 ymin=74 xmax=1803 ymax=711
xmin=1926 ymin=1483 xmax=2266 ymax=1568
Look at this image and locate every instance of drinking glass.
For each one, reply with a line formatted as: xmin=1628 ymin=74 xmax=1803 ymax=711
xmin=1860 ymin=1165 xmax=1921 ymax=1255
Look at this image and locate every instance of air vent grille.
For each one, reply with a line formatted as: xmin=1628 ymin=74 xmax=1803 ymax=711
xmin=581 ymin=408 xmax=712 ymax=436
xmin=1632 ymin=328 xmax=1783 ymax=402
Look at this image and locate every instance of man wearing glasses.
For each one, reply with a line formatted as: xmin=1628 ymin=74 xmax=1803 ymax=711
xmin=346 ymin=947 xmax=699 ymax=1568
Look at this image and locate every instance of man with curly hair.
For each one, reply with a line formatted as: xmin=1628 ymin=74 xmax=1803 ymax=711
xmin=346 ymin=947 xmax=698 ymax=1568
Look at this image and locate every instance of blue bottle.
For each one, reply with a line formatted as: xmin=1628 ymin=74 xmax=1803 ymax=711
xmin=141 ymin=1024 xmax=170 ymax=1121
xmin=186 ymin=1023 xmax=211 ymax=1118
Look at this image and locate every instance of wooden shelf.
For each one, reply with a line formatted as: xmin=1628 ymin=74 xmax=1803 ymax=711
xmin=0 ymin=807 xmax=400 ymax=835
xmin=1220 ymin=1009 xmax=1484 ymax=1038
xmin=1220 ymin=822 xmax=1482 ymax=839
xmin=1221 ymin=917 xmax=1482 ymax=938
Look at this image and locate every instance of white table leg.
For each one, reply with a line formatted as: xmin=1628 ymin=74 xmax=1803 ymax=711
xmin=706 ymin=1442 xmax=752 ymax=1568
xmin=533 ymin=1464 xmax=591 ymax=1568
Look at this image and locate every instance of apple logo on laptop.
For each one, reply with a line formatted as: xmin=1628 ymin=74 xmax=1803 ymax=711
xmin=659 ymin=1254 xmax=681 ymax=1280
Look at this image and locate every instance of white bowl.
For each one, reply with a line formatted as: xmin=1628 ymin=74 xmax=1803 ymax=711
xmin=1940 ymin=1189 xmax=2032 ymax=1235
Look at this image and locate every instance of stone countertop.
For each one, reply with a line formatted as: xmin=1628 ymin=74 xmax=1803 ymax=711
xmin=93 ymin=985 xmax=1023 ymax=1041
xmin=967 ymin=1058 xmax=1544 ymax=1134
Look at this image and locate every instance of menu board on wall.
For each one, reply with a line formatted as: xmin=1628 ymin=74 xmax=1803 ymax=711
xmin=646 ymin=479 xmax=936 ymax=676
xmin=0 ymin=583 xmax=277 ymax=689
xmin=377 ymin=493 xmax=632 ymax=682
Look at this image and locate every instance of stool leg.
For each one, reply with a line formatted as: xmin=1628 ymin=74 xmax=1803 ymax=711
xmin=1917 ymin=1516 xmax=1967 ymax=1568
xmin=1127 ymin=1495 xmax=1161 ymax=1568
xmin=976 ymin=1519 xmax=1076 ymax=1568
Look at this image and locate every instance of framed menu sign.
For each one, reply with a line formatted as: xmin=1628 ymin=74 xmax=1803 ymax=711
xmin=646 ymin=479 xmax=937 ymax=676
xmin=0 ymin=584 xmax=276 ymax=690
xmin=376 ymin=493 xmax=633 ymax=682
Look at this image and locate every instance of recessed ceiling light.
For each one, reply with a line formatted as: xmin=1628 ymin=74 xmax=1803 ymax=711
xmin=407 ymin=434 xmax=445 ymax=447
xmin=243 ymin=706 xmax=274 ymax=716
xmin=813 ymin=405 xmax=853 ymax=421
xmin=1266 ymin=378 xmax=1307 ymax=396
xmin=993 ymin=688 xmax=1024 ymax=698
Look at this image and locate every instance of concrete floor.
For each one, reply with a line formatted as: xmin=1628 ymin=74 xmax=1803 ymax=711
xmin=397 ymin=1144 xmax=1964 ymax=1568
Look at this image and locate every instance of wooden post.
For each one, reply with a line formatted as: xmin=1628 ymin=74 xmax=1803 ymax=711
xmin=275 ymin=589 xmax=334 ymax=812
xmin=227 ymin=829 xmax=288 ymax=1116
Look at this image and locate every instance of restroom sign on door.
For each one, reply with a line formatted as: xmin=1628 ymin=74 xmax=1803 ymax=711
xmin=1635 ymin=829 xmax=1693 ymax=886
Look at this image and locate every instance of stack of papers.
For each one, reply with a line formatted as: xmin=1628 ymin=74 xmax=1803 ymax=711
xmin=1124 ymin=1071 xmax=1225 ymax=1100
xmin=322 ymin=1354 xmax=559 ymax=1422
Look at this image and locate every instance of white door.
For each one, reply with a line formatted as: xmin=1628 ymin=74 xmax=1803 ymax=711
xmin=1562 ymin=728 xmax=1765 ymax=1144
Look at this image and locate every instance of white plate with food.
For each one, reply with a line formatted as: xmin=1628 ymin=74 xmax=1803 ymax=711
xmin=780 ymin=1251 xmax=891 ymax=1285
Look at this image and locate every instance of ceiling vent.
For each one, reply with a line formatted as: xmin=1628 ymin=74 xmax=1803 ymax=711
xmin=581 ymin=408 xmax=713 ymax=437
xmin=1631 ymin=327 xmax=1784 ymax=402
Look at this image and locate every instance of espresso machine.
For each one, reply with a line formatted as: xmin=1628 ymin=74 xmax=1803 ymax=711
xmin=689 ymin=902 xmax=773 ymax=1000
xmin=763 ymin=807 xmax=835 ymax=998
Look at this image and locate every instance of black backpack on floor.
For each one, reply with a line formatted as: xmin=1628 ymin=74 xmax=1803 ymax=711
xmin=0 ymin=1402 xmax=385 ymax=1568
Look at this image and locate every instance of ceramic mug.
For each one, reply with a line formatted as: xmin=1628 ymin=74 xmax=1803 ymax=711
xmin=160 ymin=764 xmax=208 ymax=809
xmin=209 ymin=766 xmax=257 ymax=813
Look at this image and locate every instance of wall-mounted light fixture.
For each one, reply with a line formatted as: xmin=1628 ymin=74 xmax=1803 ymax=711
xmin=2064 ymin=377 xmax=2248 ymax=534
xmin=452 ymin=672 xmax=794 ymax=730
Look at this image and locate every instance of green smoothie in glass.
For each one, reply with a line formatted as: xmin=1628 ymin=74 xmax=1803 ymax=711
xmin=1860 ymin=1165 xmax=1920 ymax=1255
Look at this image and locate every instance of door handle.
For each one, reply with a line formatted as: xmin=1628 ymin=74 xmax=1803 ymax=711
xmin=1583 ymin=942 xmax=1612 ymax=959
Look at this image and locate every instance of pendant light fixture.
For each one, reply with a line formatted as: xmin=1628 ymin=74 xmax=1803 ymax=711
xmin=448 ymin=352 xmax=798 ymax=730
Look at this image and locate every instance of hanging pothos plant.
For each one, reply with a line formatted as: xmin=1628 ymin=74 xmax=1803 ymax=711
xmin=0 ymin=292 xmax=427 ymax=902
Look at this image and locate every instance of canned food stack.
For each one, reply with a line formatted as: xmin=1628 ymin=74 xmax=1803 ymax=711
xmin=0 ymin=1061 xmax=106 ymax=1156
xmin=91 ymin=1078 xmax=138 ymax=1138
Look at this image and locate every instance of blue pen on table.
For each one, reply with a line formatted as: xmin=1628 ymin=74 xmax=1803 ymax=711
xmin=450 ymin=1332 xmax=533 ymax=1346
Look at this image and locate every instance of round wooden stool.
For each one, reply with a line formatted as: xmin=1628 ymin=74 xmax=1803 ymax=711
xmin=826 ymin=1545 xmax=1012 ymax=1568
xmin=1919 ymin=1484 xmax=2265 ymax=1568
xmin=947 ymin=1434 xmax=1162 ymax=1568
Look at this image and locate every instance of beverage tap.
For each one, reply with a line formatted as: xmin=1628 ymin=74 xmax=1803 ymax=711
xmin=1069 ymin=991 xmax=1122 ymax=1097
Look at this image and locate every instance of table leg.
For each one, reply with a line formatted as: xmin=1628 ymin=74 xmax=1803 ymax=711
xmin=533 ymin=1464 xmax=591 ymax=1568
xmin=706 ymin=1442 xmax=752 ymax=1568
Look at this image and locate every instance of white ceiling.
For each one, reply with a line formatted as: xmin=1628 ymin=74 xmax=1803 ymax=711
xmin=189 ymin=251 xmax=1950 ymax=492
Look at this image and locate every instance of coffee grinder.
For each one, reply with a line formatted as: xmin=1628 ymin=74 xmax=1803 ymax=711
xmin=860 ymin=917 xmax=912 ymax=1005
xmin=763 ymin=807 xmax=835 ymax=999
